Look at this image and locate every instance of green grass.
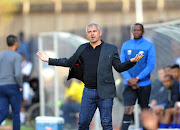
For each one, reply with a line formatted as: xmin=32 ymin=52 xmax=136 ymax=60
xmin=3 ymin=119 xmax=34 ymax=130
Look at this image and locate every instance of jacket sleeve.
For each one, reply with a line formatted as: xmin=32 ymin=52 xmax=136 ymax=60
xmin=113 ymin=46 xmax=136 ymax=73
xmin=165 ymin=81 xmax=179 ymax=109
xmin=137 ymin=44 xmax=156 ymax=80
xmin=48 ymin=45 xmax=80 ymax=67
xmin=120 ymin=43 xmax=132 ymax=80
xmin=14 ymin=55 xmax=23 ymax=88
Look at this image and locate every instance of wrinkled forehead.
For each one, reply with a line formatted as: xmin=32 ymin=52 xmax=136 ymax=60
xmin=87 ymin=25 xmax=98 ymax=31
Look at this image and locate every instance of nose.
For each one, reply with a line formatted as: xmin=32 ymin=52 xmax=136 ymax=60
xmin=134 ymin=30 xmax=138 ymax=33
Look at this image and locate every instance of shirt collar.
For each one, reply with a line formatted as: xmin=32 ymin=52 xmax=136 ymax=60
xmin=133 ymin=37 xmax=144 ymax=43
xmin=87 ymin=40 xmax=104 ymax=47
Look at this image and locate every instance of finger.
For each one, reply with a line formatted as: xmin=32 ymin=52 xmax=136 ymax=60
xmin=37 ymin=52 xmax=43 ymax=57
xmin=137 ymin=54 xmax=141 ymax=59
xmin=36 ymin=52 xmax=44 ymax=60
xmin=140 ymin=54 xmax=144 ymax=58
xmin=136 ymin=54 xmax=142 ymax=61
xmin=36 ymin=51 xmax=41 ymax=56
xmin=36 ymin=51 xmax=41 ymax=55
xmin=136 ymin=54 xmax=139 ymax=58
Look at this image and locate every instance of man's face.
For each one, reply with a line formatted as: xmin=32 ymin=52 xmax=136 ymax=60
xmin=158 ymin=69 xmax=165 ymax=82
xmin=165 ymin=67 xmax=171 ymax=75
xmin=85 ymin=26 xmax=102 ymax=43
xmin=132 ymin=25 xmax=144 ymax=39
xmin=171 ymin=68 xmax=180 ymax=80
xmin=163 ymin=76 xmax=172 ymax=89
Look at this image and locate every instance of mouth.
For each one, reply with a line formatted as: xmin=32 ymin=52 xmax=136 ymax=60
xmin=134 ymin=35 xmax=140 ymax=38
xmin=91 ymin=36 xmax=96 ymax=40
xmin=134 ymin=34 xmax=139 ymax=36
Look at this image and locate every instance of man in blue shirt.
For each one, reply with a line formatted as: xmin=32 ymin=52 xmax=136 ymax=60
xmin=120 ymin=23 xmax=156 ymax=130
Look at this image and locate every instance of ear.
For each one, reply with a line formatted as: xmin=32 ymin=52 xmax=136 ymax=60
xmin=14 ymin=42 xmax=19 ymax=51
xmin=85 ymin=33 xmax=88 ymax=38
xmin=14 ymin=41 xmax=17 ymax=47
xmin=100 ymin=30 xmax=102 ymax=37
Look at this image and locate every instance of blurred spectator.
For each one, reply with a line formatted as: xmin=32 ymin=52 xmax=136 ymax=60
xmin=20 ymin=53 xmax=33 ymax=124
xmin=28 ymin=35 xmax=38 ymax=74
xmin=60 ymin=78 xmax=84 ymax=129
xmin=21 ymin=53 xmax=33 ymax=104
xmin=165 ymin=65 xmax=172 ymax=75
xmin=29 ymin=78 xmax=39 ymax=104
xmin=152 ymin=74 xmax=179 ymax=128
xmin=150 ymin=68 xmax=168 ymax=105
xmin=17 ymin=31 xmax=30 ymax=61
xmin=171 ymin=64 xmax=180 ymax=91
xmin=171 ymin=64 xmax=180 ymax=80
xmin=0 ymin=35 xmax=23 ymax=130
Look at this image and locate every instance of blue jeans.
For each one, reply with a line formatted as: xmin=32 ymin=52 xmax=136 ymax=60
xmin=78 ymin=87 xmax=113 ymax=130
xmin=0 ymin=84 xmax=22 ymax=130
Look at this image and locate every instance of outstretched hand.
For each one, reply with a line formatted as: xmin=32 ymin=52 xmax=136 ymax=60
xmin=130 ymin=54 xmax=143 ymax=62
xmin=36 ymin=51 xmax=49 ymax=62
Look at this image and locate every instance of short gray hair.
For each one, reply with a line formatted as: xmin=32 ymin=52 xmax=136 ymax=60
xmin=85 ymin=23 xmax=101 ymax=33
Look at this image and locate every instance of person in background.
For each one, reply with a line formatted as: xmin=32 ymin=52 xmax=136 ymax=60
xmin=20 ymin=52 xmax=33 ymax=125
xmin=165 ymin=65 xmax=172 ymax=75
xmin=29 ymin=78 xmax=39 ymax=104
xmin=61 ymin=78 xmax=84 ymax=129
xmin=17 ymin=31 xmax=30 ymax=61
xmin=152 ymin=74 xmax=179 ymax=128
xmin=158 ymin=64 xmax=180 ymax=128
xmin=0 ymin=35 xmax=23 ymax=130
xmin=36 ymin=23 xmax=143 ymax=130
xmin=171 ymin=64 xmax=180 ymax=91
xmin=120 ymin=23 xmax=156 ymax=130
xmin=150 ymin=68 xmax=167 ymax=108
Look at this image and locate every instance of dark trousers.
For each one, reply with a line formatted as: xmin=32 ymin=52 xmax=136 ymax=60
xmin=0 ymin=84 xmax=22 ymax=130
xmin=78 ymin=87 xmax=113 ymax=130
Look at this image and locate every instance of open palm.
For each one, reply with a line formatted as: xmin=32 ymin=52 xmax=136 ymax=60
xmin=130 ymin=54 xmax=143 ymax=62
xmin=36 ymin=51 xmax=49 ymax=62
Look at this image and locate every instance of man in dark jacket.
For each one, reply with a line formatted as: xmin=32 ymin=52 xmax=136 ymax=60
xmin=36 ymin=23 xmax=143 ymax=130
